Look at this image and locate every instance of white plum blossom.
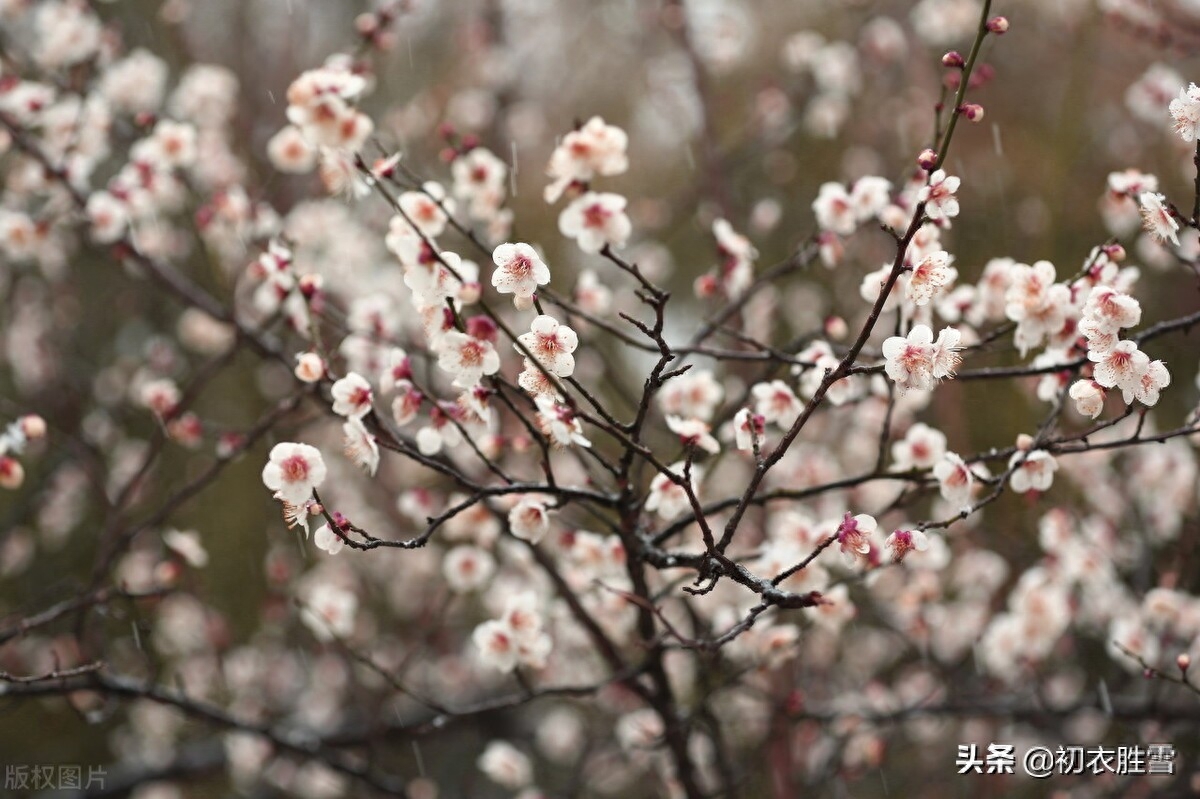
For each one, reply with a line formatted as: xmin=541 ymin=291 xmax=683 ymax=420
xmin=1068 ymin=380 xmax=1106 ymax=418
xmin=330 ymin=372 xmax=373 ymax=418
xmin=262 ymin=443 xmax=326 ymax=507
xmin=509 ymin=496 xmax=552 ymax=543
xmin=933 ymin=452 xmax=974 ymax=509
xmin=491 ymin=242 xmax=551 ymax=306
xmin=438 ymin=331 xmax=501 ymax=388
xmin=1123 ymin=360 xmax=1170 ymax=406
xmin=544 ymin=116 xmax=629 ymax=202
xmin=812 ymin=182 xmax=856 ymax=235
xmin=646 ymin=463 xmax=702 ymax=520
xmin=443 ymin=546 xmax=496 ymax=593
xmin=885 ymin=529 xmax=929 ymax=563
xmin=342 ymin=417 xmax=379 ymax=476
xmin=517 ymin=315 xmax=578 ymax=378
xmin=918 ymin=170 xmax=960 ymax=220
xmin=313 ymin=524 xmax=345 ymax=555
xmin=558 ymin=192 xmax=632 ymax=253
xmin=478 ymin=741 xmax=533 ymax=790
xmin=849 ymin=176 xmax=893 ymax=222
xmin=1009 ymin=449 xmax=1058 ymax=494
xmin=1138 ymin=192 xmax=1179 ymax=246
xmin=891 ymin=423 xmax=947 ymax=471
xmin=666 ymin=416 xmax=720 ymax=454
xmin=733 ymin=408 xmax=765 ymax=451
xmin=1088 ymin=340 xmax=1149 ymax=392
xmin=535 ymin=396 xmax=591 ymax=448
xmin=906 ymin=250 xmax=955 ymax=306
xmin=1169 ymin=83 xmax=1200 ymax=142
xmin=881 ymin=325 xmax=962 ymax=392
xmin=300 ymin=583 xmax=357 ymax=641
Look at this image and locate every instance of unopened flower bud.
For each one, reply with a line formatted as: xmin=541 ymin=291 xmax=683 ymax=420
xmin=941 ymin=50 xmax=965 ymax=68
xmin=294 ymin=352 xmax=326 ymax=383
xmin=19 ymin=414 xmax=46 ymax=440
xmin=824 ymin=315 xmax=849 ymax=341
xmin=466 ymin=315 xmax=498 ymax=342
xmin=1178 ymin=653 xmax=1191 ymax=672
xmin=959 ymin=103 xmax=985 ymax=122
xmin=298 ymin=273 xmax=323 ymax=300
xmin=917 ymin=148 xmax=939 ymax=171
xmin=1016 ymin=433 xmax=1034 ymax=451
xmin=457 ymin=281 xmax=482 ymax=305
xmin=986 ymin=16 xmax=1009 ymax=34
xmin=1103 ymin=243 xmax=1126 ymax=262
xmin=694 ymin=274 xmax=720 ymax=298
xmin=0 ymin=456 xmax=24 ymax=490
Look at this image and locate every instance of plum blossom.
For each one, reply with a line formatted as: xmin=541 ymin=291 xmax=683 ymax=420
xmin=558 ymin=192 xmax=632 ymax=253
xmin=1088 ymin=340 xmax=1149 ymax=392
xmin=881 ymin=325 xmax=962 ymax=392
xmin=751 ymin=380 xmax=802 ymax=427
xmin=330 ymin=372 xmax=373 ymax=418
xmin=509 ymin=496 xmax=552 ymax=543
xmin=398 ymin=183 xmax=453 ymax=238
xmin=812 ymin=182 xmax=856 ymax=235
xmin=918 ymin=170 xmax=960 ymax=220
xmin=535 ymin=396 xmax=591 ymax=448
xmin=1138 ymin=192 xmax=1179 ymax=246
xmin=933 ymin=452 xmax=974 ymax=509
xmin=544 ymin=116 xmax=629 ymax=202
xmin=733 ymin=408 xmax=765 ymax=452
xmin=438 ymin=331 xmax=501 ymax=388
xmin=1009 ymin=449 xmax=1058 ymax=494
xmin=835 ymin=512 xmax=876 ymax=567
xmin=646 ymin=463 xmax=702 ymax=519
xmin=491 ymin=242 xmax=551 ymax=306
xmin=517 ymin=315 xmax=577 ymax=377
xmin=478 ymin=741 xmax=533 ymax=790
xmin=473 ymin=593 xmax=553 ymax=672
xmin=906 ymin=250 xmax=955 ymax=306
xmin=313 ymin=524 xmax=345 ymax=555
xmin=342 ymin=417 xmax=379 ymax=476
xmin=885 ymin=529 xmax=929 ymax=563
xmin=891 ymin=423 xmax=946 ymax=471
xmin=300 ymin=583 xmax=357 ymax=641
xmin=1123 ymin=359 xmax=1170 ymax=406
xmin=443 ymin=546 xmax=496 ymax=593
xmin=262 ymin=443 xmax=326 ymax=506
xmin=1068 ymin=380 xmax=1105 ymax=418
xmin=285 ymin=66 xmax=373 ymax=152
xmin=666 ymin=416 xmax=720 ymax=454
xmin=1169 ymin=83 xmax=1200 ymax=142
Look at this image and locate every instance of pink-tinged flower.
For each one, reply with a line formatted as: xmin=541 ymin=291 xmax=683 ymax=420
xmin=1169 ymin=83 xmax=1200 ymax=142
xmin=398 ymin=182 xmax=452 ymax=238
xmin=667 ymin=415 xmax=720 ymax=454
xmin=342 ymin=417 xmax=379 ymax=476
xmin=660 ymin=371 xmax=724 ymax=421
xmin=1008 ymin=449 xmax=1058 ymax=494
xmin=391 ymin=381 xmax=422 ymax=426
xmin=1138 ymin=192 xmax=1180 ymax=246
xmin=891 ymin=422 xmax=946 ymax=471
xmin=1068 ymin=380 xmax=1105 ymax=418
xmin=294 ymin=352 xmax=325 ymax=383
xmin=139 ymin=378 xmax=181 ymax=420
xmin=885 ymin=529 xmax=929 ymax=563
xmin=543 ymin=116 xmax=629 ymax=203
xmin=812 ymin=182 xmax=856 ymax=236
xmin=378 ymin=348 xmax=412 ymax=395
xmin=438 ymin=331 xmax=501 ymax=388
xmin=646 ymin=462 xmax=702 ymax=520
xmin=262 ymin=443 xmax=327 ymax=506
xmin=933 ymin=452 xmax=974 ymax=509
xmin=299 ymin=583 xmax=357 ymax=641
xmin=285 ymin=67 xmax=373 ymax=152
xmin=1077 ymin=316 xmax=1119 ymax=355
xmin=0 ymin=457 xmax=25 ymax=490
xmin=473 ymin=620 xmax=520 ymax=672
xmin=491 ymin=242 xmax=551 ymax=304
xmin=478 ymin=742 xmax=534 ymax=789
xmin=313 ymin=523 xmax=345 ymax=555
xmin=85 ymin=191 xmax=129 ymax=244
xmin=733 ymin=408 xmax=765 ymax=452
xmin=330 ymin=372 xmax=373 ymax=418
xmin=1123 ymin=359 xmax=1170 ymax=406
xmin=918 ymin=169 xmax=961 ymax=220
xmin=751 ymin=380 xmax=802 ymax=426
xmin=443 ymin=546 xmax=496 ymax=593
xmin=882 ymin=325 xmax=964 ymax=392
xmin=267 ymin=125 xmax=317 ymax=174
xmin=517 ymin=358 xmax=560 ymax=398
xmin=1088 ymin=339 xmax=1149 ymax=392
xmin=849 ymin=176 xmax=893 ymax=222
xmin=535 ymin=395 xmax=591 ymax=448
xmin=1083 ymin=286 xmax=1141 ymax=331
xmin=509 ymin=496 xmax=552 ymax=543
xmin=906 ymin=250 xmax=955 ymax=306
xmin=516 ymin=315 xmax=578 ymax=377
xmin=836 ymin=512 xmax=877 ymax=567
xmin=558 ymin=191 xmax=632 ymax=253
